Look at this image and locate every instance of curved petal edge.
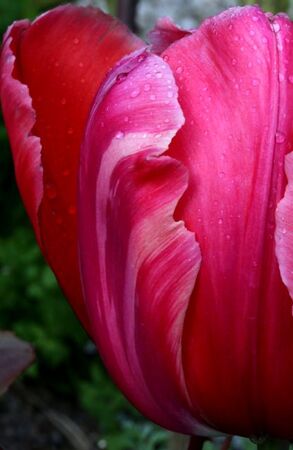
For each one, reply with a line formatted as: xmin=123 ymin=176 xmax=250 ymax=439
xmin=78 ymin=49 xmax=217 ymax=435
xmin=0 ymin=21 xmax=43 ymax=245
xmin=148 ymin=17 xmax=193 ymax=54
xmin=276 ymin=152 xmax=293 ymax=301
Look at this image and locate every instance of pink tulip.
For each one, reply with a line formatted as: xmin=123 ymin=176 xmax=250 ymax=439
xmin=2 ymin=3 xmax=293 ymax=442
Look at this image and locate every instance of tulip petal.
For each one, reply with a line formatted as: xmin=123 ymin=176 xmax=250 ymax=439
xmin=161 ymin=6 xmax=293 ymax=437
xmin=0 ymin=21 xmax=43 ymax=244
xmin=148 ymin=17 xmax=192 ymax=54
xmin=79 ymin=49 xmax=215 ymax=434
xmin=0 ymin=6 xmax=143 ymax=329
xmin=276 ymin=152 xmax=293 ymax=300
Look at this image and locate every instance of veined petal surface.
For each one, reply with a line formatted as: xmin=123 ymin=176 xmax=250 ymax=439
xmin=0 ymin=6 xmax=143 ymax=329
xmin=163 ymin=6 xmax=293 ymax=438
xmin=79 ymin=49 xmax=216 ymax=435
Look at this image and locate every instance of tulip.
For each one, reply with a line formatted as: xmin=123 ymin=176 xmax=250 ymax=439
xmin=2 ymin=2 xmax=293 ymax=447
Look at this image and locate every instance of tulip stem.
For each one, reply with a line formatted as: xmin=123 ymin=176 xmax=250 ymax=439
xmin=257 ymin=438 xmax=290 ymax=450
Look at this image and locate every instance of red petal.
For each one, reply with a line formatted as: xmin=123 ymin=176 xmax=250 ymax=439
xmin=1 ymin=6 xmax=143 ymax=329
xmin=0 ymin=21 xmax=43 ymax=245
xmin=79 ymin=50 xmax=215 ymax=435
xmin=148 ymin=17 xmax=192 ymax=54
xmin=163 ymin=7 xmax=293 ymax=437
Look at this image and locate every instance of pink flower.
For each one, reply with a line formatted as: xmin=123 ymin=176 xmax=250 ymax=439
xmin=2 ymin=3 xmax=293 ymax=440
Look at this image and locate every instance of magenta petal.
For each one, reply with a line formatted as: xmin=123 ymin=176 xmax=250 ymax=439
xmin=0 ymin=22 xmax=43 ymax=244
xmin=79 ymin=50 xmax=214 ymax=434
xmin=148 ymin=17 xmax=192 ymax=54
xmin=276 ymin=152 xmax=293 ymax=300
xmin=161 ymin=6 xmax=293 ymax=437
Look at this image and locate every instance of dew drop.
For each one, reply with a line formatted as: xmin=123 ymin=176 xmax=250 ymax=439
xmin=218 ymin=218 xmax=223 ymax=225
xmin=288 ymin=75 xmax=293 ymax=84
xmin=73 ymin=37 xmax=80 ymax=45
xmin=46 ymin=184 xmax=57 ymax=200
xmin=275 ymin=131 xmax=286 ymax=143
xmin=176 ymin=66 xmax=183 ymax=74
xmin=137 ymin=54 xmax=146 ymax=63
xmin=231 ymin=58 xmax=237 ymax=66
xmin=61 ymin=98 xmax=67 ymax=105
xmin=115 ymin=131 xmax=124 ymax=139
xmin=144 ymin=83 xmax=151 ymax=92
xmin=252 ymin=78 xmax=260 ymax=86
xmin=67 ymin=127 xmax=74 ymax=135
xmin=62 ymin=169 xmax=70 ymax=177
xmin=150 ymin=94 xmax=156 ymax=101
xmin=167 ymin=91 xmax=174 ymax=98
xmin=68 ymin=205 xmax=76 ymax=215
xmin=226 ymin=234 xmax=231 ymax=240
xmin=279 ymin=73 xmax=285 ymax=82
xmin=163 ymin=55 xmax=169 ymax=62
xmin=130 ymin=88 xmax=141 ymax=98
xmin=116 ymin=72 xmax=128 ymax=83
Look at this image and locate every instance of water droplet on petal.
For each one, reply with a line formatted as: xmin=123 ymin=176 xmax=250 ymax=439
xmin=218 ymin=218 xmax=223 ymax=225
xmin=150 ymin=94 xmax=156 ymax=101
xmin=61 ymin=98 xmax=67 ymax=105
xmin=288 ymin=75 xmax=293 ymax=84
xmin=68 ymin=205 xmax=76 ymax=215
xmin=116 ymin=72 xmax=128 ymax=83
xmin=67 ymin=127 xmax=74 ymax=135
xmin=276 ymin=131 xmax=286 ymax=143
xmin=46 ymin=184 xmax=57 ymax=200
xmin=137 ymin=54 xmax=146 ymax=63
xmin=231 ymin=58 xmax=237 ymax=66
xmin=115 ymin=131 xmax=124 ymax=139
xmin=73 ymin=38 xmax=80 ymax=44
xmin=144 ymin=83 xmax=151 ymax=91
xmin=252 ymin=78 xmax=260 ymax=86
xmin=130 ymin=88 xmax=141 ymax=98
xmin=176 ymin=66 xmax=183 ymax=74
xmin=62 ymin=169 xmax=70 ymax=177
